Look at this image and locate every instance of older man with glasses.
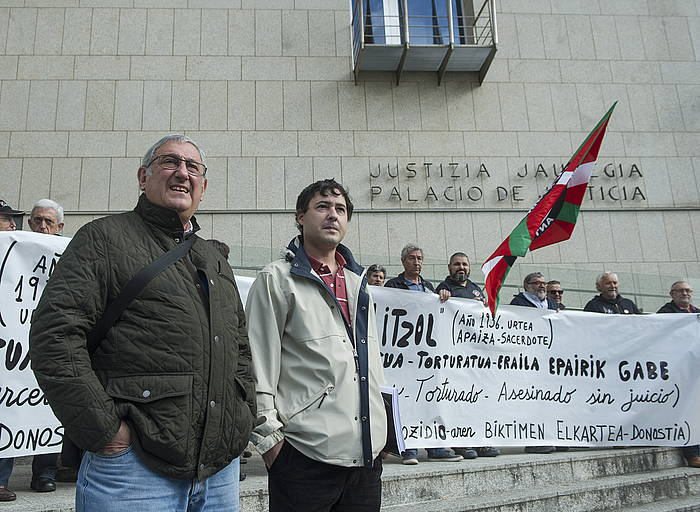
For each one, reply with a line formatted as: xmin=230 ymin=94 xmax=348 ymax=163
xmin=510 ymin=272 xmax=560 ymax=454
xmin=30 ymin=134 xmax=255 ymax=511
xmin=28 ymin=199 xmax=65 ymax=235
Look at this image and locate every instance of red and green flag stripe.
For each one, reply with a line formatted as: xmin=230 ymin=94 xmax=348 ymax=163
xmin=481 ymin=103 xmax=617 ymax=315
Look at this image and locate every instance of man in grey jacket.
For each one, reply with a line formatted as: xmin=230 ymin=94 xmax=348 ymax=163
xmin=246 ymin=179 xmax=387 ymax=511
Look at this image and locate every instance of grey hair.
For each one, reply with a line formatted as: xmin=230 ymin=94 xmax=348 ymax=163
xmin=523 ymin=272 xmax=544 ymax=287
xmin=596 ymin=272 xmax=618 ymax=287
xmin=31 ymin=198 xmax=64 ymax=223
xmin=400 ymin=244 xmax=423 ymax=262
xmin=141 ymin=134 xmax=205 ymax=176
xmin=367 ymin=264 xmax=386 ymax=275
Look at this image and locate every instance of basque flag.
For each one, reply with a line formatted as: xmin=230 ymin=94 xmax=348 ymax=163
xmin=481 ymin=103 xmax=617 ymax=315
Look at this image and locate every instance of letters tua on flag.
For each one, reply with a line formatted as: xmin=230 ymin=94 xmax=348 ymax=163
xmin=481 ymin=103 xmax=617 ymax=315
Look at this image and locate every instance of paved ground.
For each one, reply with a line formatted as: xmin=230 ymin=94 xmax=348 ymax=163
xmin=1 ymin=448 xmax=595 ymax=511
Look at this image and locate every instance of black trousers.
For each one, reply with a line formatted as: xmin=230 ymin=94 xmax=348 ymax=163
xmin=267 ymin=441 xmax=382 ymax=512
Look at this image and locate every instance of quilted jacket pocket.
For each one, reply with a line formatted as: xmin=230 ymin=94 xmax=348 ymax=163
xmin=105 ymin=373 xmax=193 ymax=466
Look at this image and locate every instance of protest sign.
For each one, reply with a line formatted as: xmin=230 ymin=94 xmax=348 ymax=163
xmin=369 ymin=286 xmax=700 ymax=449
xmin=0 ymin=231 xmax=69 ymax=458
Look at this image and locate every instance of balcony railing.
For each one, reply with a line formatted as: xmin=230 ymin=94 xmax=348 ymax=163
xmin=352 ymin=0 xmax=498 ymax=85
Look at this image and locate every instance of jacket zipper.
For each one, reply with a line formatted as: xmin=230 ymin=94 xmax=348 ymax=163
xmin=317 ymin=386 xmax=335 ymax=408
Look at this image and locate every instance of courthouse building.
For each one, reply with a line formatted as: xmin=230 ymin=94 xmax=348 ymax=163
xmin=1 ymin=0 xmax=699 ymax=310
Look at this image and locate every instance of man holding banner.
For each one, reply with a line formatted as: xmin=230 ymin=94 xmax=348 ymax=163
xmin=0 ymin=199 xmax=24 ymax=502
xmin=29 ymin=135 xmax=255 ymax=511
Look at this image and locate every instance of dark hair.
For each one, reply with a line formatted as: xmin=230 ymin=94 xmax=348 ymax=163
xmin=295 ymin=179 xmax=354 ymax=233
xmin=367 ymin=264 xmax=386 ymax=275
xmin=546 ymin=280 xmax=561 ymax=286
xmin=449 ymin=252 xmax=469 ymax=264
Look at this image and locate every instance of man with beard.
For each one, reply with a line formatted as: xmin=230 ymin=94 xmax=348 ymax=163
xmin=510 ymin=272 xmax=558 ymax=454
xmin=584 ymin=272 xmax=640 ymax=314
xmin=511 ymin=272 xmax=558 ymax=310
xmin=657 ymin=281 xmax=700 ymax=467
xmin=436 ymin=252 xmax=485 ymax=303
xmin=657 ymin=281 xmax=698 ymax=314
xmin=436 ymin=253 xmax=499 ymax=459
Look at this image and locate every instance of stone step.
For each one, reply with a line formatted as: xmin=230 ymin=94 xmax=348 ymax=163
xmin=380 ymin=447 xmax=686 ymax=507
xmin=621 ymin=495 xmax=700 ymax=512
xmin=382 ymin=466 xmax=700 ymax=512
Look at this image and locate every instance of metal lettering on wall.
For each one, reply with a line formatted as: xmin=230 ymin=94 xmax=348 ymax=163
xmin=368 ymin=161 xmax=646 ymax=206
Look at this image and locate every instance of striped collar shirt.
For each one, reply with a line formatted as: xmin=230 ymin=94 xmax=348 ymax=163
xmin=308 ymin=252 xmax=350 ymax=326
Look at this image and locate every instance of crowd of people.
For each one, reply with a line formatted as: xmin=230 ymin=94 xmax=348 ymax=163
xmin=0 ymin=134 xmax=696 ymax=511
xmin=365 ymin=247 xmax=698 ymax=465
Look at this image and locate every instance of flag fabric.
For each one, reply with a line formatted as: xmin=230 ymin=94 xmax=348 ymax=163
xmin=481 ymin=103 xmax=617 ymax=315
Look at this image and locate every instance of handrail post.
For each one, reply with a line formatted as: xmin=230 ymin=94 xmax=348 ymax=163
xmin=402 ymin=0 xmax=410 ymax=45
xmin=447 ymin=0 xmax=454 ymax=46
xmin=490 ymin=0 xmax=498 ymax=45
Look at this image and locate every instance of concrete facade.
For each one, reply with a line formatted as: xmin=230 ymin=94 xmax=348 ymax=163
xmin=2 ymin=0 xmax=699 ymax=310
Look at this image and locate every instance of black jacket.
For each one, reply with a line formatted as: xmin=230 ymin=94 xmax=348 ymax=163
xmin=510 ymin=292 xmax=558 ymax=310
xmin=583 ymin=294 xmax=641 ymax=314
xmin=30 ymin=195 xmax=255 ymax=481
xmin=657 ymin=302 xmax=700 ymax=314
xmin=384 ymin=272 xmax=436 ymax=292
xmin=436 ymin=277 xmax=484 ymax=301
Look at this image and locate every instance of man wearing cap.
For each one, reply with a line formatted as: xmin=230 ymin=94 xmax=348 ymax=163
xmin=0 ymin=199 xmax=23 ymax=232
xmin=0 ymin=200 xmax=23 ymax=501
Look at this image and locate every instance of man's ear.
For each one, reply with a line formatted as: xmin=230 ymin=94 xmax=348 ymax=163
xmin=137 ymin=167 xmax=147 ymax=191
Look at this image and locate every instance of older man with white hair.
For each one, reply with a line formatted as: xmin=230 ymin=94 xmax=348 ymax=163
xmin=584 ymin=272 xmax=640 ymax=314
xmin=28 ymin=199 xmax=64 ymax=235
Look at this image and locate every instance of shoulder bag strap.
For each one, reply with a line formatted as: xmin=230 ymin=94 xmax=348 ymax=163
xmin=86 ymin=236 xmax=195 ymax=355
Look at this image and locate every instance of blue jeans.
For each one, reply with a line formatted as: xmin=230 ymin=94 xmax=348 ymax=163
xmin=0 ymin=458 xmax=13 ymax=486
xmin=76 ymin=446 xmax=239 ymax=512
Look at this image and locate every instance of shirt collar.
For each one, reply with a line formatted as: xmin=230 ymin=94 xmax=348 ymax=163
xmin=308 ymin=251 xmax=346 ymax=274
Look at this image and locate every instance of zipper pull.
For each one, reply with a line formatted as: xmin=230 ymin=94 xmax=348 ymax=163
xmin=317 ymin=386 xmax=335 ymax=408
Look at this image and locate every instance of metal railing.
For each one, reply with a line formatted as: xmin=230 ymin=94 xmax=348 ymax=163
xmin=352 ymin=0 xmax=496 ymax=49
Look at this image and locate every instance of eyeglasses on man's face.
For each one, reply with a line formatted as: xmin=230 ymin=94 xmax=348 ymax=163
xmin=147 ymin=154 xmax=207 ymax=178
xmin=548 ymin=289 xmax=564 ymax=295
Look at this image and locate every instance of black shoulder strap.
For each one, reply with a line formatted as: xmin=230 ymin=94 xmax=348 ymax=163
xmin=86 ymin=236 xmax=195 ymax=355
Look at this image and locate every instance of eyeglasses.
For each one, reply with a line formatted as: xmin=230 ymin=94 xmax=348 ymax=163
xmin=548 ymin=290 xmax=564 ymax=295
xmin=527 ymin=280 xmax=546 ymax=286
xmin=147 ymin=154 xmax=207 ymax=177
xmin=30 ymin=216 xmax=56 ymax=226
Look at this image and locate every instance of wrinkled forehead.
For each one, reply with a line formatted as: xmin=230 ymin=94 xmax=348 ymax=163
xmin=31 ymin=207 xmax=58 ymax=219
xmin=672 ymin=283 xmax=692 ymax=292
xmin=154 ymin=140 xmax=202 ymax=161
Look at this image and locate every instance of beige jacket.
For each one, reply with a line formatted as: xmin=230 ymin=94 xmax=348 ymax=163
xmin=246 ymin=239 xmax=387 ymax=467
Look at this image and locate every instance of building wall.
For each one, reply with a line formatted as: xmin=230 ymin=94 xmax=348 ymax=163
xmin=2 ymin=0 xmax=699 ymax=311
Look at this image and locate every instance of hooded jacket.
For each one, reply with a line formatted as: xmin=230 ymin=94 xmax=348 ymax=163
xmin=29 ymin=195 xmax=255 ymax=480
xmin=583 ymin=294 xmax=641 ymax=314
xmin=246 ymin=237 xmax=387 ymax=468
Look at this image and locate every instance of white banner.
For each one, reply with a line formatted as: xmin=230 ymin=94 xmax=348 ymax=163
xmin=370 ymin=286 xmax=700 ymax=449
xmin=4 ymin=236 xmax=699 ymax=456
xmin=0 ymin=231 xmax=68 ymax=457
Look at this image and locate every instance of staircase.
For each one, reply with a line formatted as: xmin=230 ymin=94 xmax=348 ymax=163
xmin=9 ymin=447 xmax=700 ymax=511
xmin=241 ymin=447 xmax=700 ymax=512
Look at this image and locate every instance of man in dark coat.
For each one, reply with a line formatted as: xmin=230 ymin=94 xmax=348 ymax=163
xmin=584 ymin=272 xmax=641 ymax=314
xmin=384 ymin=244 xmax=462 ymax=465
xmin=29 ymin=135 xmax=255 ymax=511
xmin=546 ymin=280 xmax=566 ymax=311
xmin=657 ymin=281 xmax=700 ymax=467
xmin=511 ymin=272 xmax=558 ymax=310
xmin=510 ymin=272 xmax=559 ymax=454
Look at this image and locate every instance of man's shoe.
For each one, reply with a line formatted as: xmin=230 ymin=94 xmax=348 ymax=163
xmin=401 ymin=455 xmax=419 ymax=465
xmin=688 ymin=456 xmax=700 ymax=468
xmin=426 ymin=449 xmax=463 ymax=462
xmin=555 ymin=446 xmax=570 ymax=452
xmin=0 ymin=486 xmax=16 ymax=501
xmin=30 ymin=478 xmax=56 ymax=492
xmin=476 ymin=447 xmax=500 ymax=457
xmin=453 ymin=448 xmax=478 ymax=459
xmin=525 ymin=446 xmax=556 ymax=454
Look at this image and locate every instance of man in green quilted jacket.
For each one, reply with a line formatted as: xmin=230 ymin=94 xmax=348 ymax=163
xmin=29 ymin=135 xmax=255 ymax=512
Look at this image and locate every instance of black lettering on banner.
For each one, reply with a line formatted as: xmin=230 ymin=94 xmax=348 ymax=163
xmin=0 ymin=424 xmax=63 ymax=452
